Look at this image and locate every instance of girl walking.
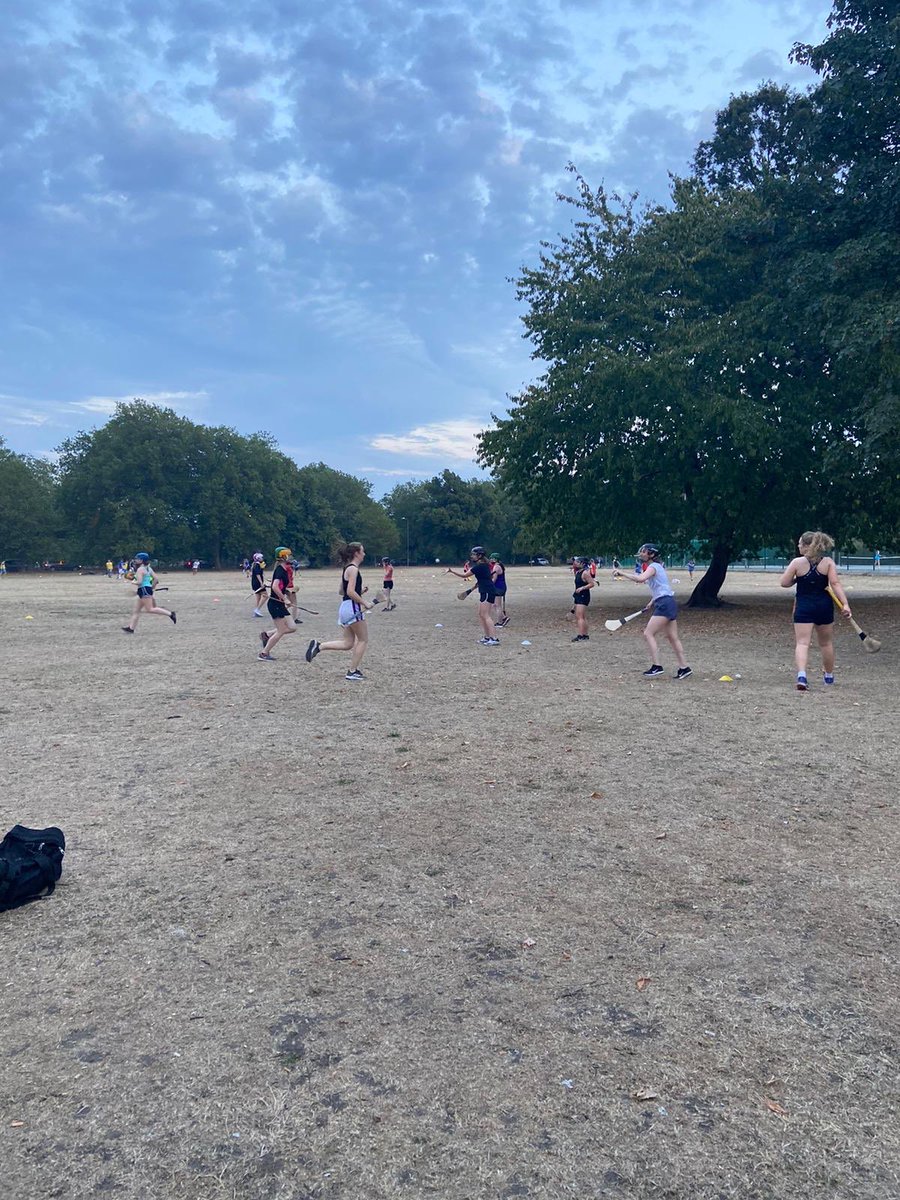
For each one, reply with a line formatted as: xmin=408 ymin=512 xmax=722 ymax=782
xmin=614 ymin=545 xmax=691 ymax=678
xmin=258 ymin=547 xmax=297 ymax=661
xmin=780 ymin=531 xmax=851 ymax=689
xmin=305 ymin=542 xmax=372 ymax=679
xmin=122 ymin=553 xmax=176 ymax=633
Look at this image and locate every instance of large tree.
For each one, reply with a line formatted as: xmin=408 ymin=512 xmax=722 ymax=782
xmin=296 ymin=464 xmax=399 ymax=564
xmin=0 ymin=439 xmax=59 ymax=562
xmin=480 ymin=0 xmax=900 ymax=601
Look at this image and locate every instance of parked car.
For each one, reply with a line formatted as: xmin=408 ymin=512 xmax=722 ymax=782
xmin=535 ymin=557 xmax=550 ymax=566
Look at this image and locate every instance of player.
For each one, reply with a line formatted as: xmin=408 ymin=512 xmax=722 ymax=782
xmin=305 ymin=542 xmax=372 ymax=679
xmin=615 ymin=545 xmax=691 ymax=679
xmin=257 ymin=547 xmax=297 ymax=660
xmin=571 ymin=556 xmax=594 ymax=641
xmin=122 ymin=553 xmax=176 ymax=633
xmin=250 ymin=552 xmax=267 ymax=617
xmin=780 ymin=531 xmax=850 ymax=689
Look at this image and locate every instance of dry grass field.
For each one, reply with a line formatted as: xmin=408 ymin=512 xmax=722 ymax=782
xmin=2 ymin=565 xmax=899 ymax=1199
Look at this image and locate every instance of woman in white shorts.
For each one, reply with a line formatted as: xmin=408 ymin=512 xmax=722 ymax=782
xmin=305 ymin=542 xmax=372 ymax=680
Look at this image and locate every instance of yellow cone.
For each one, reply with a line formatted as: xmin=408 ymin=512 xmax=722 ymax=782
xmin=719 ymin=674 xmax=733 ymax=682
xmin=25 ymin=615 xmax=34 ymax=620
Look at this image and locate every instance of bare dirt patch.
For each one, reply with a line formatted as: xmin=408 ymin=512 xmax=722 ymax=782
xmin=2 ymin=567 xmax=898 ymax=1199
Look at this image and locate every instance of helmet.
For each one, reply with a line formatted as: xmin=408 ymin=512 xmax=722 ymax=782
xmin=489 ymin=552 xmax=499 ymax=562
xmin=572 ymin=554 xmax=586 ymax=565
xmin=275 ymin=546 xmax=292 ymax=560
xmin=381 ymin=557 xmax=391 ymax=565
xmin=252 ymin=552 xmax=264 ymax=563
xmin=638 ymin=543 xmax=661 ymax=560
xmin=470 ymin=546 xmax=485 ymax=558
xmin=135 ymin=552 xmax=150 ymax=563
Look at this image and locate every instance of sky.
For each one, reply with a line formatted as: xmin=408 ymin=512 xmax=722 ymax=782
xmin=1 ymin=0 xmax=830 ymax=495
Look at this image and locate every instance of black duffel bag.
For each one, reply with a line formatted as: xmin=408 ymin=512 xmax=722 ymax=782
xmin=0 ymin=825 xmax=66 ymax=911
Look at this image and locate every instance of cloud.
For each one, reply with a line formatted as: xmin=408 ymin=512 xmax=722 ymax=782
xmin=369 ymin=419 xmax=485 ymax=462
xmin=70 ymin=390 xmax=209 ymax=416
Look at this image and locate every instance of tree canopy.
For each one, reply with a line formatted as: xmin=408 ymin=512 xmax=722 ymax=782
xmin=479 ymin=0 xmax=899 ymax=603
xmin=0 ymin=439 xmax=60 ymax=563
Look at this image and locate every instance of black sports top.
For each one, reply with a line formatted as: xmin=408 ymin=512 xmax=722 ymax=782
xmin=271 ymin=563 xmax=290 ymax=598
xmin=342 ymin=566 xmax=363 ymax=599
xmin=470 ymin=560 xmax=492 ymax=587
xmin=796 ymin=559 xmax=828 ymax=597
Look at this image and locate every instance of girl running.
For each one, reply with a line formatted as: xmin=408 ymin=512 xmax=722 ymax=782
xmin=490 ymin=554 xmax=508 ymax=627
xmin=614 ymin=545 xmax=691 ymax=678
xmin=571 ymin=556 xmax=594 ymax=641
xmin=258 ymin=547 xmax=297 ymax=661
xmin=305 ymin=542 xmax=372 ymax=680
xmin=250 ymin=552 xmax=267 ymax=617
xmin=780 ymin=531 xmax=850 ymax=690
xmin=122 ymin=553 xmax=176 ymax=633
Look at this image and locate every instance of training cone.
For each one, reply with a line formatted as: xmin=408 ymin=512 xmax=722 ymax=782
xmin=213 ymin=598 xmax=220 ymax=602
xmin=25 ymin=615 xmax=33 ymax=620
xmin=719 ymin=675 xmax=733 ymax=682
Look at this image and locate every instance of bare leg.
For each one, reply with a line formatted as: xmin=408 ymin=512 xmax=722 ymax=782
xmin=663 ymin=620 xmax=688 ymax=668
xmin=479 ymin=601 xmax=496 ymax=639
xmin=319 ymin=631 xmax=355 ymax=652
xmin=643 ymin=614 xmax=669 ymax=663
xmin=349 ymin=623 xmax=368 ymax=670
xmin=575 ymin=606 xmax=588 ymax=637
xmin=816 ymin=625 xmax=835 ymax=674
xmin=262 ymin=616 xmax=295 ymax=655
xmin=794 ymin=623 xmax=814 ymax=674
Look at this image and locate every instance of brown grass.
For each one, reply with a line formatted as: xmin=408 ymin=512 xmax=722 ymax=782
xmin=1 ymin=566 xmax=899 ymax=1199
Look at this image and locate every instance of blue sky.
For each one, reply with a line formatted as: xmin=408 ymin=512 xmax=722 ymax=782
xmin=1 ymin=0 xmax=829 ymax=495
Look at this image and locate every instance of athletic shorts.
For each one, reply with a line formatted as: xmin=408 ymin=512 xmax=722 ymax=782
xmin=653 ymin=595 xmax=678 ymax=621
xmin=478 ymin=587 xmax=497 ymax=604
xmin=493 ymin=582 xmax=506 ymax=596
xmin=137 ymin=587 xmax=153 ymax=598
xmin=338 ymin=599 xmax=365 ymax=627
xmin=794 ymin=598 xmax=833 ymax=625
xmin=383 ymin=580 xmax=393 ymax=590
xmin=572 ymin=592 xmax=590 ymax=607
xmin=267 ymin=598 xmax=289 ymax=620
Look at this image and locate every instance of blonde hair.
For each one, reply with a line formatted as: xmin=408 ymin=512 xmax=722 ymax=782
xmin=799 ymin=531 xmax=834 ymax=561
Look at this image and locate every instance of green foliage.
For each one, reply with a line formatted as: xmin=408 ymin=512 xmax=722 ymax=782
xmin=0 ymin=439 xmax=60 ymax=562
xmin=296 ymin=464 xmax=399 ymax=563
xmin=381 ymin=471 xmax=524 ymax=564
xmin=481 ymin=0 xmax=900 ymax=600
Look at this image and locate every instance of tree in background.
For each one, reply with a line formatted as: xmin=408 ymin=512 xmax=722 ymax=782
xmin=0 ymin=438 xmax=60 ymax=562
xmin=381 ymin=471 xmax=525 ymax=565
xmin=480 ymin=0 xmax=899 ymax=603
xmin=296 ymin=464 xmax=399 ymax=563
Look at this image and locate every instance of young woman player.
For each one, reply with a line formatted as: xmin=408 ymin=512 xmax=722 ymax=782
xmin=381 ymin=558 xmax=396 ymax=610
xmin=122 ymin=553 xmax=176 ymax=633
xmin=257 ymin=547 xmax=297 ymax=660
xmin=452 ymin=547 xmax=499 ymax=644
xmin=614 ymin=544 xmax=691 ymax=678
xmin=250 ymin=552 xmax=267 ymax=617
xmin=571 ymin=556 xmax=594 ymax=641
xmin=305 ymin=542 xmax=372 ymax=679
xmin=490 ymin=554 xmax=509 ymax=627
xmin=780 ymin=531 xmax=851 ymax=689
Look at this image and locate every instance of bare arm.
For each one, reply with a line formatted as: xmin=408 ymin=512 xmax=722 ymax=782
xmin=615 ymin=565 xmax=654 ymax=586
xmin=825 ymin=559 xmax=851 ymax=615
xmin=780 ymin=557 xmax=801 ymax=588
xmin=344 ymin=566 xmax=370 ymax=608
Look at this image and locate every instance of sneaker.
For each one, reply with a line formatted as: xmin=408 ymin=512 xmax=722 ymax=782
xmin=345 ymin=669 xmax=364 ymax=680
xmin=823 ymin=673 xmax=835 ymax=686
xmin=571 ymin=634 xmax=589 ymax=642
xmin=170 ymin=611 xmax=177 ymax=624
xmin=675 ymin=666 xmax=692 ymax=680
xmin=305 ymin=639 xmax=320 ymax=663
xmin=253 ymin=610 xmax=264 ymax=617
xmin=642 ymin=664 xmax=664 ymax=677
xmin=258 ymin=651 xmax=275 ymax=661
xmin=483 ymin=637 xmax=500 ymax=646
xmin=260 ymin=631 xmax=270 ymax=649
xmin=796 ymin=674 xmax=808 ymax=691
xmin=121 ymin=626 xmax=134 ymax=634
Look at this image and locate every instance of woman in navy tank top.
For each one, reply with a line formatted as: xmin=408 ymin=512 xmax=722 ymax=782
xmin=780 ymin=531 xmax=851 ymax=690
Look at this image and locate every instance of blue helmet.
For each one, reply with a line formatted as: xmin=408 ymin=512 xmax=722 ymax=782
xmin=135 ymin=552 xmax=151 ymax=563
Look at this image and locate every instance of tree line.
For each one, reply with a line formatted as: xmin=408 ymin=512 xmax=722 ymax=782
xmin=479 ymin=0 xmax=899 ymax=604
xmin=0 ymin=404 xmax=525 ymax=569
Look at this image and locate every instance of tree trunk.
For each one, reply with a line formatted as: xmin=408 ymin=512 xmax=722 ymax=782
xmin=686 ymin=542 xmax=732 ymax=607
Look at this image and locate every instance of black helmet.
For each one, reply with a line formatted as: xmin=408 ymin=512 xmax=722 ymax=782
xmin=470 ymin=546 xmax=485 ymax=558
xmin=638 ymin=543 xmax=661 ymax=560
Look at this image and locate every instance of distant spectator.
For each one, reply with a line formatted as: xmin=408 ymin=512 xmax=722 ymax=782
xmin=873 ymin=549 xmax=881 ymax=571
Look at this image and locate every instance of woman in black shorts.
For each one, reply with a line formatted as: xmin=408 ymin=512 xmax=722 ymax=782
xmin=459 ymin=547 xmax=499 ymax=645
xmin=258 ymin=547 xmax=297 ymax=661
xmin=780 ymin=530 xmax=851 ymax=690
xmin=571 ymin=556 xmax=594 ymax=641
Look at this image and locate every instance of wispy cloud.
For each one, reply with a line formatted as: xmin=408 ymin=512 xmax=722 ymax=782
xmin=369 ymin=419 xmax=484 ymax=462
xmin=70 ymin=390 xmax=209 ymax=416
